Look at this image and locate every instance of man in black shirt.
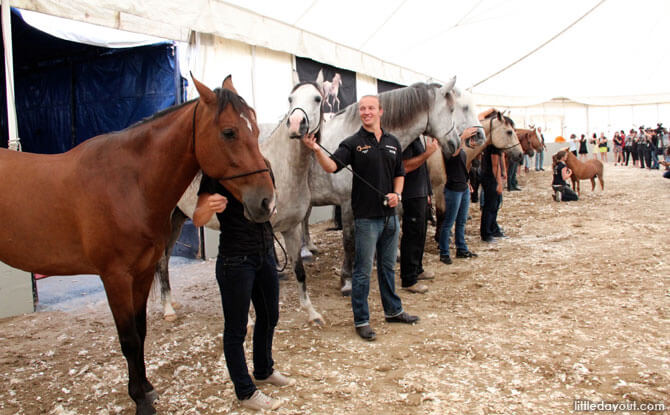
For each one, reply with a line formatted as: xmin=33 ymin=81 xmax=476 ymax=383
xmin=480 ymin=143 xmax=505 ymax=242
xmin=302 ymin=95 xmax=419 ymax=341
xmin=399 ymin=136 xmax=439 ymax=294
xmin=194 ymin=174 xmax=293 ymax=411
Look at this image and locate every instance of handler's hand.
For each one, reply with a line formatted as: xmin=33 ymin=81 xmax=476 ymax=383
xmin=207 ymin=193 xmax=228 ymax=213
xmin=425 ymin=137 xmax=439 ymax=156
xmin=301 ymin=133 xmax=319 ymax=151
xmin=460 ymin=127 xmax=479 ymax=143
xmin=386 ymin=192 xmax=400 ymax=208
xmin=496 ymin=182 xmax=503 ymax=195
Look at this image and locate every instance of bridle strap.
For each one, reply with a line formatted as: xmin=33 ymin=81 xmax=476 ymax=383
xmin=191 ymin=98 xmax=270 ymax=182
xmin=289 ymin=106 xmax=321 ymax=136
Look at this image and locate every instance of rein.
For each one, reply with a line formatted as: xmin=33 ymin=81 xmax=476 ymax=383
xmin=191 ymin=99 xmax=270 ymax=181
xmin=289 ymin=106 xmax=322 ymax=136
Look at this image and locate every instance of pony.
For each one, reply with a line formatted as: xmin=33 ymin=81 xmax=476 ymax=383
xmin=323 ymin=72 xmax=343 ymax=113
xmin=155 ymin=71 xmax=326 ymax=325
xmin=516 ymin=127 xmax=543 ymax=157
xmin=563 ymin=149 xmax=604 ymax=194
xmin=429 ymin=110 xmax=521 ymax=241
xmin=0 ymin=75 xmax=275 ymax=415
xmin=306 ymin=82 xmax=483 ymax=295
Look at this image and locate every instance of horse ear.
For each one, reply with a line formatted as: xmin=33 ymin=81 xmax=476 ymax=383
xmin=191 ymin=72 xmax=216 ymax=105
xmin=496 ymin=111 xmax=503 ymax=122
xmin=439 ymin=76 xmax=457 ymax=96
xmin=292 ymin=70 xmax=300 ymax=86
xmin=316 ymin=69 xmax=325 ymax=86
xmin=222 ymin=75 xmax=239 ymax=94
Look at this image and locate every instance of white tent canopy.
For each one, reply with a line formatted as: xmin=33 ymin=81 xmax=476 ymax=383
xmin=11 ymin=0 xmax=670 ymax=106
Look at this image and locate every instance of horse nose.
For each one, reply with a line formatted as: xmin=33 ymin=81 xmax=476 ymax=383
xmin=287 ymin=112 xmax=307 ymax=138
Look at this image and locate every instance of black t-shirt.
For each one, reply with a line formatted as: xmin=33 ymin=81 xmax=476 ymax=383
xmin=480 ymin=145 xmax=501 ymax=181
xmin=401 ymin=138 xmax=431 ymax=199
xmin=198 ymin=174 xmax=274 ymax=257
xmin=445 ymin=150 xmax=469 ymax=192
xmin=553 ymin=161 xmax=567 ymax=186
xmin=330 ymin=127 xmax=405 ymax=219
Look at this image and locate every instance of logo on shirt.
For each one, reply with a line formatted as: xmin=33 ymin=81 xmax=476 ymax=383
xmin=356 ymin=145 xmax=371 ymax=154
xmin=385 ymin=144 xmax=397 ymax=155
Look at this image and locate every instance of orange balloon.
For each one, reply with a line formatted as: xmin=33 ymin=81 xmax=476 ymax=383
xmin=555 ymin=136 xmax=566 ymax=142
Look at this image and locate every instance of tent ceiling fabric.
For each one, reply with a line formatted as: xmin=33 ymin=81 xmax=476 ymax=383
xmin=11 ymin=0 xmax=670 ymax=105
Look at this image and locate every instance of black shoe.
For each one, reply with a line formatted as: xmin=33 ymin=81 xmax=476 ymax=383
xmin=440 ymin=255 xmax=452 ymax=265
xmin=482 ymin=237 xmax=497 ymax=243
xmin=456 ymin=250 xmax=478 ymax=258
xmin=510 ymin=186 xmax=522 ymax=191
xmin=355 ymin=325 xmax=376 ymax=341
xmin=492 ymin=231 xmax=508 ymax=238
xmin=385 ymin=311 xmax=419 ymax=324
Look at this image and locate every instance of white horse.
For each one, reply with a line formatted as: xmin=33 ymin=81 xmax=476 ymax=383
xmin=156 ymin=70 xmax=327 ymax=325
xmin=323 ymin=73 xmax=342 ymax=113
xmin=304 ymin=81 xmax=484 ymax=295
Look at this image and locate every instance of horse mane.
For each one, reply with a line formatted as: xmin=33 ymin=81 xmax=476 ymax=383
xmin=336 ymin=83 xmax=440 ymax=131
xmin=128 ymin=88 xmax=255 ymax=131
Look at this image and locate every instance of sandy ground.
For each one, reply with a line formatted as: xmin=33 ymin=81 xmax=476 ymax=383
xmin=0 ymin=165 xmax=668 ymax=415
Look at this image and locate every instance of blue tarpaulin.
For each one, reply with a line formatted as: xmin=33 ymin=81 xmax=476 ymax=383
xmin=1 ymin=9 xmax=181 ymax=153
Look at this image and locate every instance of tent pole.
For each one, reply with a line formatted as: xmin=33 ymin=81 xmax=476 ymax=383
xmin=250 ymin=45 xmax=257 ymax=108
xmin=2 ymin=0 xmax=20 ymax=151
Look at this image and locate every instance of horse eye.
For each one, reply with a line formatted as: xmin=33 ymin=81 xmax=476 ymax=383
xmin=315 ymin=96 xmax=321 ymax=103
xmin=463 ymin=106 xmax=469 ymax=112
xmin=221 ymin=128 xmax=236 ymax=140
xmin=288 ymin=96 xmax=293 ymax=104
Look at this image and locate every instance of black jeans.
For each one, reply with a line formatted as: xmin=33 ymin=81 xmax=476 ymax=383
xmin=507 ymin=160 xmax=518 ymax=189
xmin=480 ymin=178 xmax=501 ymax=240
xmin=400 ymin=196 xmax=427 ymax=287
xmin=553 ymin=184 xmax=578 ymax=201
xmin=215 ymin=250 xmax=279 ymax=400
xmin=623 ymin=147 xmax=632 ymax=165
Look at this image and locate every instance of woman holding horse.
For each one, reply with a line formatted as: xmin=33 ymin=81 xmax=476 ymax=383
xmin=193 ymin=170 xmax=294 ymax=411
xmin=551 ymin=150 xmax=579 ymax=202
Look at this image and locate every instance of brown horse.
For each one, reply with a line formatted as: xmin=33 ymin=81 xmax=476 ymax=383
xmin=563 ymin=149 xmax=604 ymax=194
xmin=516 ymin=128 xmax=543 ymax=156
xmin=0 ymin=75 xmax=275 ymax=415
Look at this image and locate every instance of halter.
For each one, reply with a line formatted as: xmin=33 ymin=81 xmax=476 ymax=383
xmin=489 ymin=116 xmax=521 ymax=151
xmin=288 ymin=105 xmax=322 ymax=137
xmin=191 ymin=100 xmax=270 ymax=181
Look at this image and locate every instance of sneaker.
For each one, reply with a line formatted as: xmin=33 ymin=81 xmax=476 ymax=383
xmin=256 ymin=370 xmax=296 ymax=387
xmin=456 ymin=250 xmax=478 ymax=258
xmin=439 ymin=255 xmax=452 ymax=265
xmin=356 ymin=325 xmax=376 ymax=341
xmin=402 ymin=283 xmax=428 ymax=294
xmin=417 ymin=271 xmax=435 ymax=280
xmin=385 ymin=311 xmax=419 ymax=324
xmin=240 ymin=390 xmax=282 ymax=411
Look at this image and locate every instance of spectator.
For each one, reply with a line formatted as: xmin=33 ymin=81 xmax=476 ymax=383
xmin=623 ymin=130 xmax=634 ymax=166
xmin=569 ymin=133 xmax=578 ymax=157
xmin=598 ymin=132 xmax=608 ymax=163
xmin=578 ymin=133 xmax=588 ymax=161
xmin=534 ymin=127 xmax=546 ymax=171
xmin=612 ymin=131 xmax=623 ymax=165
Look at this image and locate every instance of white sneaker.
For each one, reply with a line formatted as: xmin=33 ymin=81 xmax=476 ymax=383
xmin=240 ymin=390 xmax=282 ymax=411
xmin=255 ymin=370 xmax=296 ymax=387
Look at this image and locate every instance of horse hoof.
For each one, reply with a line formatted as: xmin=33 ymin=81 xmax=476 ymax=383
xmin=164 ymin=313 xmax=177 ymax=322
xmin=136 ymin=402 xmax=157 ymax=415
xmin=145 ymin=388 xmax=159 ymax=403
xmin=310 ymin=317 xmax=326 ymax=327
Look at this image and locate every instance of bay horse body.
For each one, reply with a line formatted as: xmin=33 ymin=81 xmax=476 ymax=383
xmin=0 ymin=76 xmax=275 ymax=414
xmin=156 ymin=71 xmax=326 ymax=325
xmin=564 ymin=149 xmax=604 ymax=194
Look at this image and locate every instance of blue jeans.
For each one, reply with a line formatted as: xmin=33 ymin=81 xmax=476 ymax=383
xmin=524 ymin=154 xmax=531 ymax=169
xmin=215 ymin=250 xmax=279 ymax=400
xmin=352 ymin=216 xmax=403 ymax=327
xmin=439 ymin=188 xmax=470 ymax=256
xmin=535 ymin=150 xmax=544 ymax=170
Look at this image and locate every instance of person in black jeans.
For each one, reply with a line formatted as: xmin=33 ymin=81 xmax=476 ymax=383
xmin=551 ymin=150 xmax=578 ymax=202
xmin=193 ymin=173 xmax=294 ymax=411
xmin=480 ymin=143 xmax=505 ymax=242
xmin=399 ymin=136 xmax=439 ymax=294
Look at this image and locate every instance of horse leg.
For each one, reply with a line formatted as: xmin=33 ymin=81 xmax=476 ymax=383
xmin=302 ymin=205 xmax=319 ymax=255
xmin=283 ymin=226 xmax=324 ymax=326
xmin=340 ymin=204 xmax=355 ymax=296
xmin=590 ymin=177 xmax=596 ymax=192
xmin=154 ymin=208 xmax=187 ymax=321
xmin=101 ymin=269 xmax=157 ymax=415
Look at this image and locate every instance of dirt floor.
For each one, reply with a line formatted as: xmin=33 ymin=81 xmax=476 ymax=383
xmin=0 ymin=165 xmax=668 ymax=415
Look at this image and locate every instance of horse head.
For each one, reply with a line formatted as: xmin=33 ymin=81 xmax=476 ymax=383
xmin=485 ymin=111 xmax=523 ymax=164
xmin=191 ymin=75 xmax=275 ymax=222
xmin=516 ymin=129 xmax=535 ymax=157
xmin=448 ymin=87 xmax=486 ymax=148
xmin=424 ymin=77 xmax=462 ymax=157
xmin=286 ymin=70 xmax=324 ymax=140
